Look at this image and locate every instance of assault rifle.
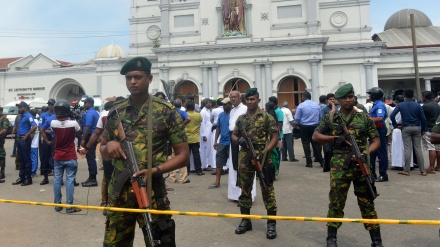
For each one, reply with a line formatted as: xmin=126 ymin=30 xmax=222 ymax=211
xmin=117 ymin=123 xmax=159 ymax=246
xmin=242 ymin=128 xmax=267 ymax=189
xmin=339 ymin=118 xmax=379 ymax=200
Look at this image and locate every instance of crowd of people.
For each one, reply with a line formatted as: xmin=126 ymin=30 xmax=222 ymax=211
xmin=2 ymin=56 xmax=440 ymax=247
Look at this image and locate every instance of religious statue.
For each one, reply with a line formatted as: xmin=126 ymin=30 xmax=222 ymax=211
xmin=222 ymin=0 xmax=246 ymax=36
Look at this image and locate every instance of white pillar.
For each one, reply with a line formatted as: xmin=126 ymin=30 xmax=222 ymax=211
xmin=211 ymin=65 xmax=219 ymax=97
xmin=201 ymin=66 xmax=209 ymax=97
xmin=245 ymin=4 xmax=253 ymax=36
xmin=254 ymin=63 xmax=262 ymax=106
xmin=424 ymin=77 xmax=432 ymax=92
xmin=160 ymin=66 xmax=170 ymax=83
xmin=264 ymin=62 xmax=273 ymax=101
xmin=308 ymin=59 xmax=320 ymax=102
xmin=364 ymin=62 xmax=374 ymax=90
xmin=306 ymin=0 xmax=320 ymax=35
xmin=160 ymin=0 xmax=170 ymax=45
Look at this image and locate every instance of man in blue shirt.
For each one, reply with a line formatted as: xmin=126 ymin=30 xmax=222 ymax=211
xmin=367 ymin=87 xmax=389 ymax=182
xmin=39 ymin=99 xmax=56 ymax=185
xmin=12 ymin=101 xmax=37 ymax=186
xmin=80 ymin=97 xmax=100 ymax=187
xmin=210 ymin=98 xmax=232 ymax=188
xmin=293 ymin=91 xmax=323 ymax=167
xmin=390 ymin=89 xmax=427 ymax=176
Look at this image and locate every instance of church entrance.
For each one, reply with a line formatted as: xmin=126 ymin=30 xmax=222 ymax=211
xmin=50 ymin=79 xmax=85 ymax=103
xmin=176 ymin=80 xmax=199 ymax=103
xmin=223 ymin=78 xmax=250 ymax=98
xmin=277 ymin=76 xmax=306 ymax=109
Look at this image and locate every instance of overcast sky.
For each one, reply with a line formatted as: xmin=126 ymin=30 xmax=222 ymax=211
xmin=0 ymin=0 xmax=439 ymax=63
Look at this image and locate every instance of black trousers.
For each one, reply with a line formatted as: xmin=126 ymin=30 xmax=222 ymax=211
xmin=299 ymin=125 xmax=323 ymax=165
xmin=188 ymin=143 xmax=202 ymax=173
xmin=41 ymin=135 xmax=53 ymax=175
xmin=103 ymin=160 xmax=114 ymax=204
xmin=230 ymin=131 xmax=239 ymax=171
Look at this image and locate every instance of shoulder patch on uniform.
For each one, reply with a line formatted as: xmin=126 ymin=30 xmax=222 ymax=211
xmin=377 ymin=109 xmax=383 ymax=114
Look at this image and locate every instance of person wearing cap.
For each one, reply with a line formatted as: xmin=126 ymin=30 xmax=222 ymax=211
xmin=0 ymin=107 xmax=9 ymax=182
xmin=12 ymin=101 xmax=37 ymax=186
xmin=100 ymin=56 xmax=189 ymax=246
xmin=232 ymin=88 xmax=279 ymax=239
xmin=39 ymin=99 xmax=56 ymax=185
xmin=80 ymin=97 xmax=100 ymax=187
xmin=367 ymin=87 xmax=389 ymax=182
xmin=312 ymin=83 xmax=383 ymax=247
xmin=209 ymin=97 xmax=232 ymax=188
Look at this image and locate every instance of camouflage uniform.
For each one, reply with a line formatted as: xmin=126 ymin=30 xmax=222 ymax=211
xmin=102 ymin=96 xmax=187 ymax=247
xmin=233 ymin=109 xmax=278 ymax=211
xmin=315 ymin=110 xmax=380 ymax=231
xmin=0 ymin=114 xmax=9 ymax=177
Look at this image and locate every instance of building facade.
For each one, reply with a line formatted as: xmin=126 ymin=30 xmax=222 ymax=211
xmin=1 ymin=1 xmax=438 ymax=109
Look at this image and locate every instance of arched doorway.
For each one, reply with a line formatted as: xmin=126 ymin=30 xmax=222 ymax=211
xmin=277 ymin=76 xmax=306 ymax=109
xmin=223 ymin=78 xmax=250 ymax=98
xmin=175 ymin=80 xmax=199 ymax=103
xmin=50 ymin=79 xmax=85 ymax=102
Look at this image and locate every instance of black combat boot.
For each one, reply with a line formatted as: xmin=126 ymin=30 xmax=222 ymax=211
xmin=235 ymin=208 xmax=252 ymax=234
xmin=369 ymin=228 xmax=384 ymax=247
xmin=326 ymin=226 xmax=337 ymax=247
xmin=0 ymin=166 xmax=5 ymax=179
xmin=266 ymin=210 xmax=277 ymax=239
xmin=40 ymin=173 xmax=49 ymax=185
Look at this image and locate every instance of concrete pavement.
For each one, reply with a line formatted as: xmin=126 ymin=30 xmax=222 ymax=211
xmin=0 ymin=138 xmax=439 ymax=246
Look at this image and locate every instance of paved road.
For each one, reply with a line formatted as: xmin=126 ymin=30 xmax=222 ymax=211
xmin=1 ymin=138 xmax=439 ymax=246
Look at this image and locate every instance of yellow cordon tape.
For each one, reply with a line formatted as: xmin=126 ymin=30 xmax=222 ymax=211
xmin=1 ymin=198 xmax=439 ymax=225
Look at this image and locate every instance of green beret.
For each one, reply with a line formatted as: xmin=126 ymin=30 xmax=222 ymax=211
xmin=244 ymin=88 xmax=258 ymax=98
xmin=335 ymin=83 xmax=354 ymax=99
xmin=120 ymin=56 xmax=152 ymax=75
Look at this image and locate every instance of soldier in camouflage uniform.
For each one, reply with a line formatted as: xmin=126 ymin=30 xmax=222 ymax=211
xmin=101 ymin=57 xmax=189 ymax=247
xmin=312 ymin=83 xmax=383 ymax=247
xmin=0 ymin=107 xmax=9 ymax=183
xmin=231 ymin=88 xmax=279 ymax=239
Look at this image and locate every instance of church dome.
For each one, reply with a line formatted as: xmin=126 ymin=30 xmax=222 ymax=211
xmin=384 ymin=9 xmax=432 ymax=31
xmin=95 ymin=44 xmax=128 ymax=59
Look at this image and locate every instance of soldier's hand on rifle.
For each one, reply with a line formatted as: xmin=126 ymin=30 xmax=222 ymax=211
xmin=238 ymin=137 xmax=247 ymax=148
xmin=352 ymin=151 xmax=367 ymax=162
xmin=133 ymin=169 xmax=149 ymax=184
xmin=105 ymin=141 xmax=127 ymax=160
xmin=334 ymin=135 xmax=351 ymax=147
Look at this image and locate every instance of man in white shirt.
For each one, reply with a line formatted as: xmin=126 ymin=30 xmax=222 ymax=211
xmin=200 ymin=98 xmax=213 ymax=170
xmin=228 ymin=91 xmax=256 ymax=201
xmin=280 ymin=102 xmax=298 ymax=162
xmin=210 ymin=98 xmax=225 ymax=171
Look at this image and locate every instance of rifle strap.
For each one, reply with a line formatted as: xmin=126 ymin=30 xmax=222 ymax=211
xmin=147 ymin=96 xmax=153 ymax=206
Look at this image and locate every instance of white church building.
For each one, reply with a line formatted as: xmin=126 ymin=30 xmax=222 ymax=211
xmin=1 ymin=0 xmax=439 ymax=108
